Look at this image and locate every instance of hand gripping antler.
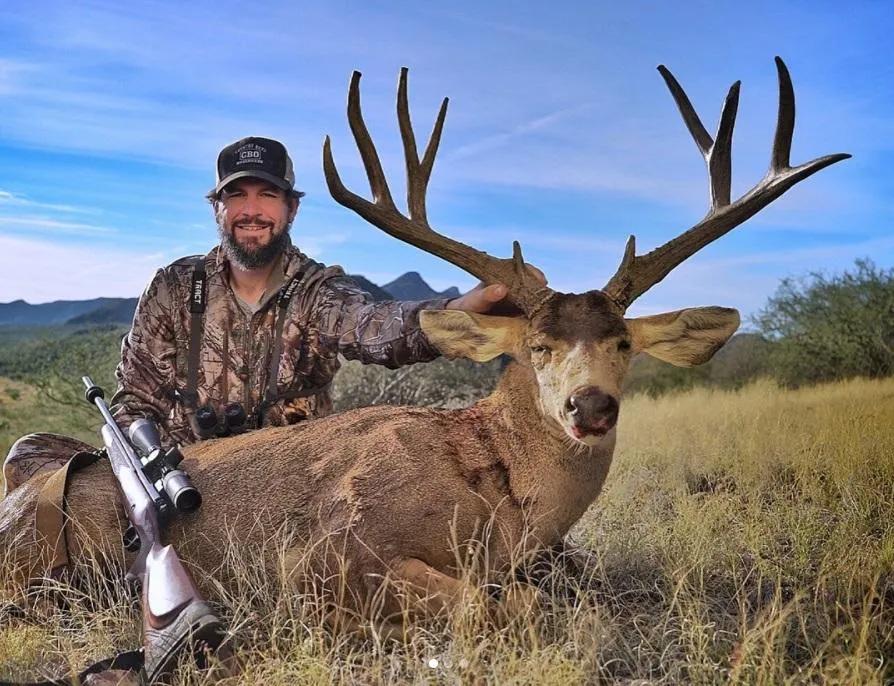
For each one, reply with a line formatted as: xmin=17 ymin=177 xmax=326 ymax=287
xmin=602 ymin=57 xmax=851 ymax=309
xmin=323 ymin=68 xmax=552 ymax=315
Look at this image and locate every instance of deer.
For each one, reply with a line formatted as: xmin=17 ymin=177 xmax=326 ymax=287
xmin=1 ymin=58 xmax=848 ymax=630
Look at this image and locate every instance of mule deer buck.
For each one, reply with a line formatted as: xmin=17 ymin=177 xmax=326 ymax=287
xmin=1 ymin=59 xmax=847 ymax=626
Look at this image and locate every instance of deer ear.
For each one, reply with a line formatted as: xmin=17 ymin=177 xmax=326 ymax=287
xmin=625 ymin=306 xmax=740 ymax=367
xmin=420 ymin=310 xmax=526 ymax=362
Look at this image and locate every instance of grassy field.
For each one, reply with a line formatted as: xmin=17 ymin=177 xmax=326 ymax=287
xmin=2 ymin=376 xmax=893 ymax=684
xmin=0 ymin=377 xmax=102 ymax=459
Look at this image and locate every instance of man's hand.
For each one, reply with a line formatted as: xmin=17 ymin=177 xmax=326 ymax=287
xmin=446 ymin=283 xmax=510 ymax=314
xmin=446 ymin=265 xmax=547 ymax=315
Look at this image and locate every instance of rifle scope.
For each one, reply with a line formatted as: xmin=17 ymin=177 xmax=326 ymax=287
xmin=129 ymin=419 xmax=202 ymax=513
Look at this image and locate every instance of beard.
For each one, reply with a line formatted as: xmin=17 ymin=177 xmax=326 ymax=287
xmin=217 ymin=214 xmax=292 ymax=269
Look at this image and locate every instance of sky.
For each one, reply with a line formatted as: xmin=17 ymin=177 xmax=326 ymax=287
xmin=0 ymin=1 xmax=891 ymax=321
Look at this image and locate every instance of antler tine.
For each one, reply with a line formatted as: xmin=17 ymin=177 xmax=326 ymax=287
xmin=603 ymin=58 xmax=850 ymax=310
xmin=397 ymin=67 xmax=449 ymax=224
xmin=772 ymin=56 xmax=795 ymax=172
xmin=345 ymin=71 xmax=395 ymax=209
xmin=324 ymin=69 xmax=551 ymax=315
xmin=656 ymin=65 xmax=713 ymax=158
xmin=709 ymin=81 xmax=740 ymax=208
xmin=658 ymin=65 xmax=740 ymax=211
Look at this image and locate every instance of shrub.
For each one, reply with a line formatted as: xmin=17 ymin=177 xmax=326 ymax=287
xmin=753 ymin=259 xmax=894 ymax=386
xmin=332 ymin=357 xmax=502 ymax=411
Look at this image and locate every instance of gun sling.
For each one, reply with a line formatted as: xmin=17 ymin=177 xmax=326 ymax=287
xmin=33 ymin=449 xmax=102 ymax=576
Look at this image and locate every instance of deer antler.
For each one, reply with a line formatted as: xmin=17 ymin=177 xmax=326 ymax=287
xmin=603 ymin=57 xmax=851 ymax=309
xmin=323 ymin=68 xmax=552 ymax=315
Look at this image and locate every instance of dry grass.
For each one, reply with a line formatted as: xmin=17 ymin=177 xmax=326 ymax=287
xmin=2 ymin=377 xmax=893 ymax=684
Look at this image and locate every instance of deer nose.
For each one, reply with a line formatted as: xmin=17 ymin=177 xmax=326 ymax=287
xmin=566 ymin=386 xmax=619 ymax=436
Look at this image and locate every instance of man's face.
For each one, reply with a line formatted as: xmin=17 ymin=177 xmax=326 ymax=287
xmin=214 ymin=178 xmax=298 ymax=269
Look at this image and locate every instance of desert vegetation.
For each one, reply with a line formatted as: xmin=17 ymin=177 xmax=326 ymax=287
xmin=2 ymin=375 xmax=892 ymax=683
xmin=754 ymin=259 xmax=894 ymax=386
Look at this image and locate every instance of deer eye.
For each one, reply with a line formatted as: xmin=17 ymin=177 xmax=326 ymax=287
xmin=618 ymin=339 xmax=632 ymax=352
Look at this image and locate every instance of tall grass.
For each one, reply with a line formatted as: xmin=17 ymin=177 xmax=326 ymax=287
xmin=2 ymin=377 xmax=893 ymax=684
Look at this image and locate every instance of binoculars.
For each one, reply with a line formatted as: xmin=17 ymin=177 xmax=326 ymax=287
xmin=193 ymin=402 xmax=249 ymax=438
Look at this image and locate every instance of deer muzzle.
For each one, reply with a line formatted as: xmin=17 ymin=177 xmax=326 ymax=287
xmin=566 ymin=387 xmax=619 ymax=439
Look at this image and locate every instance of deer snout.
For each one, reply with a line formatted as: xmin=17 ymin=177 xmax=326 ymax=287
xmin=566 ymin=387 xmax=619 ymax=438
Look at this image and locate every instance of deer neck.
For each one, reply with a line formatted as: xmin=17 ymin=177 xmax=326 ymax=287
xmin=474 ymin=360 xmax=616 ymax=542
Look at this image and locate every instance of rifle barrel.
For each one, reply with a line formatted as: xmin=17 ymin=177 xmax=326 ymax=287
xmin=82 ymin=376 xmax=162 ymax=501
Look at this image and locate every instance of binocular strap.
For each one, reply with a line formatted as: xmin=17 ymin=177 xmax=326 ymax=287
xmin=262 ymin=263 xmax=320 ymax=408
xmin=184 ymin=257 xmax=208 ymax=410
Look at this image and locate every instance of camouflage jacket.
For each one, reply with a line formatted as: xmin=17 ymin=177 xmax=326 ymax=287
xmin=111 ymin=241 xmax=447 ymax=445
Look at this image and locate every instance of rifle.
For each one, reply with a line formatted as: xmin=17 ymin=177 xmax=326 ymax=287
xmin=82 ymin=376 xmax=226 ymax=683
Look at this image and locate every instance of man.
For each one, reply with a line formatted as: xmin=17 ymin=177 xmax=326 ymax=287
xmin=2 ymin=136 xmax=517 ymax=494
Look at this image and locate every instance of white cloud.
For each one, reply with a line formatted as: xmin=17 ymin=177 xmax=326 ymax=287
xmin=0 ymin=215 xmax=116 ymax=236
xmin=0 ymin=188 xmax=98 ymax=215
xmin=442 ymin=223 xmax=623 ymax=255
xmin=446 ymin=103 xmax=595 ymax=161
xmin=0 ymin=236 xmax=175 ymax=303
xmin=0 ymin=58 xmax=37 ymax=95
xmin=682 ymin=236 xmax=894 ymax=271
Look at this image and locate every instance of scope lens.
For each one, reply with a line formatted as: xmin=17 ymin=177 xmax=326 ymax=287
xmin=175 ymin=488 xmax=202 ymax=513
xmin=163 ymin=470 xmax=202 ymax=513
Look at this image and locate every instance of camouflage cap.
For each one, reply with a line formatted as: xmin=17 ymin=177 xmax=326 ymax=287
xmin=211 ymin=136 xmax=305 ymax=198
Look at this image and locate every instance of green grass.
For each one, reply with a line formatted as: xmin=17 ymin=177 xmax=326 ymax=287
xmin=2 ymin=376 xmax=893 ymax=683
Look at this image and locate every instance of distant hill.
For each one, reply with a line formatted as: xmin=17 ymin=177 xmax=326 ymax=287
xmin=346 ymin=275 xmax=393 ymax=302
xmin=0 ymin=298 xmax=135 ymax=326
xmin=0 ymin=272 xmax=459 ymax=326
xmin=67 ymin=299 xmax=138 ymax=326
xmin=382 ymin=272 xmax=460 ymax=301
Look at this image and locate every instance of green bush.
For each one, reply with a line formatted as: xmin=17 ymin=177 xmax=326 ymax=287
xmin=753 ymin=259 xmax=894 ymax=386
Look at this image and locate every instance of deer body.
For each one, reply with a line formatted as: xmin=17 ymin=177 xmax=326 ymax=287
xmin=4 ymin=359 xmax=613 ymax=595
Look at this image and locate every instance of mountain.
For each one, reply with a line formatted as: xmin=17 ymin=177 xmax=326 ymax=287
xmin=0 ymin=298 xmax=135 ymax=326
xmin=0 ymin=272 xmax=459 ymax=326
xmin=67 ymin=299 xmax=138 ymax=326
xmin=382 ymin=272 xmax=460 ymax=301
xmin=347 ymin=275 xmax=394 ymax=302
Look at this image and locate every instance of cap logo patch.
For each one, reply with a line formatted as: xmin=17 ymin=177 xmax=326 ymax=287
xmin=235 ymin=142 xmax=266 ymax=166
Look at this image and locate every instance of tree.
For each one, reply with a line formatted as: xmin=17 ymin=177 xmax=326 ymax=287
xmin=753 ymin=259 xmax=894 ymax=386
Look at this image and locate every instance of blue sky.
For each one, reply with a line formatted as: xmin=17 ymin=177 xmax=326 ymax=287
xmin=0 ymin=1 xmax=891 ymax=320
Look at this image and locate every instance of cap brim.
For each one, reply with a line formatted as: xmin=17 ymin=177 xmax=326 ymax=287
xmin=211 ymin=170 xmax=293 ymax=196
